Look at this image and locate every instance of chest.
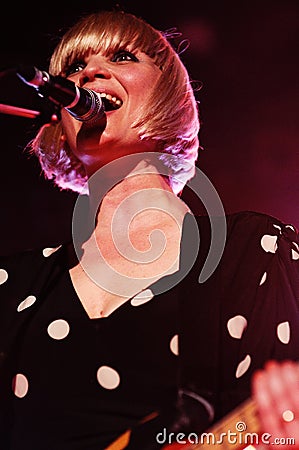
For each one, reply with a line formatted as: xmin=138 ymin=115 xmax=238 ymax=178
xmin=69 ymin=223 xmax=182 ymax=319
xmin=3 ymin=267 xmax=180 ymax=448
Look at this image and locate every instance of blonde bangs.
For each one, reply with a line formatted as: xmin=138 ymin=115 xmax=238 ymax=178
xmin=49 ymin=11 xmax=168 ymax=77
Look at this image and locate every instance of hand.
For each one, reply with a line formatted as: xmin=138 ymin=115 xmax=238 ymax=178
xmin=252 ymin=360 xmax=299 ymax=449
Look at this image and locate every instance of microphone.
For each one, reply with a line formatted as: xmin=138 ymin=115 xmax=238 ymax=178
xmin=16 ymin=66 xmax=105 ymax=122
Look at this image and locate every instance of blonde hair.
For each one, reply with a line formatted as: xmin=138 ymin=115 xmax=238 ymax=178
xmin=29 ymin=9 xmax=201 ymax=195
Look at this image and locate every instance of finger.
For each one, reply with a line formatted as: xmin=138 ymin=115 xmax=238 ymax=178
xmin=252 ymin=361 xmax=299 ymax=448
xmin=277 ymin=361 xmax=299 ymax=443
xmin=265 ymin=361 xmax=299 ymax=441
xmin=252 ymin=364 xmax=285 ymax=439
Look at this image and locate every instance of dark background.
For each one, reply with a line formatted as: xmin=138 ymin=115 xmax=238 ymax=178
xmin=1 ymin=0 xmax=298 ymax=255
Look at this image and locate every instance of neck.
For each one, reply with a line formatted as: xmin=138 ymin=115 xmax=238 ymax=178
xmin=71 ymin=159 xmax=189 ymax=294
xmin=87 ymin=159 xmax=188 ymax=233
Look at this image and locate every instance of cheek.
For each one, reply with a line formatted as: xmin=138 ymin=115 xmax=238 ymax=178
xmin=123 ymin=68 xmax=161 ymax=101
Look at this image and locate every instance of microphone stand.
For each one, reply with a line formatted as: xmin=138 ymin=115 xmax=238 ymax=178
xmin=0 ymin=103 xmax=40 ymax=119
xmin=0 ymin=68 xmax=41 ymax=119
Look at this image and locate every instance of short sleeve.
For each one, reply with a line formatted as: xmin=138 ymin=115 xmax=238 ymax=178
xmin=177 ymin=211 xmax=299 ymax=423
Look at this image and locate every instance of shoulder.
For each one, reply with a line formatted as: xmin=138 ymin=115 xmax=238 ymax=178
xmin=0 ymin=243 xmax=65 ymax=270
xmin=190 ymin=209 xmax=298 ymax=249
xmin=0 ymin=243 xmax=67 ymax=296
xmin=193 ymin=209 xmax=297 ymax=235
xmin=225 ymin=210 xmax=297 ymax=238
xmin=181 ymin=210 xmax=299 ymax=285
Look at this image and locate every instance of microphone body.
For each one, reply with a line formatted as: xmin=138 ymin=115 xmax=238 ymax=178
xmin=16 ymin=66 xmax=105 ymax=122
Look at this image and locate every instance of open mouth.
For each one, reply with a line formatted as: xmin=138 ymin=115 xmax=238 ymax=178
xmin=99 ymin=92 xmax=122 ymax=111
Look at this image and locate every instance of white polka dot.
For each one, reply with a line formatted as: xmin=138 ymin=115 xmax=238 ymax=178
xmin=0 ymin=269 xmax=8 ymax=285
xmin=277 ymin=321 xmax=290 ymax=344
xmin=42 ymin=245 xmax=62 ymax=257
xmin=170 ymin=334 xmax=179 ymax=355
xmin=235 ymin=354 xmax=251 ymax=378
xmin=17 ymin=295 xmax=37 ymax=312
xmin=130 ymin=289 xmax=154 ymax=306
xmin=259 ymin=272 xmax=267 ymax=286
xmin=227 ymin=315 xmax=247 ymax=339
xmin=260 ymin=235 xmax=278 ymax=253
xmin=282 ymin=409 xmax=294 ymax=422
xmin=47 ymin=319 xmax=70 ymax=340
xmin=291 ymin=242 xmax=299 ymax=260
xmin=97 ymin=365 xmax=120 ymax=390
xmin=12 ymin=373 xmax=29 ymax=398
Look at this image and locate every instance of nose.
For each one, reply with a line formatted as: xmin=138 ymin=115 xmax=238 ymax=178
xmin=78 ymin=54 xmax=111 ymax=86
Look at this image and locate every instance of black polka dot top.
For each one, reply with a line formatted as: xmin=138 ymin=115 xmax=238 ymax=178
xmin=0 ymin=211 xmax=298 ymax=449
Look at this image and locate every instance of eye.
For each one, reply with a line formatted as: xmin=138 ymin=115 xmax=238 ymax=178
xmin=65 ymin=61 xmax=86 ymax=77
xmin=111 ymin=50 xmax=139 ymax=63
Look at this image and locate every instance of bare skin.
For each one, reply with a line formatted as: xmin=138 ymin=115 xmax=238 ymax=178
xmin=252 ymin=360 xmax=299 ymax=449
xmin=61 ymin=46 xmax=188 ymax=318
xmin=69 ymin=164 xmax=188 ymax=318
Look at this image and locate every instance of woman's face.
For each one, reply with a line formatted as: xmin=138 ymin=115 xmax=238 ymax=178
xmin=60 ymin=45 xmax=162 ymax=175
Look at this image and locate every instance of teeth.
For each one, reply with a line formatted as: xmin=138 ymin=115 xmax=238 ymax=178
xmin=99 ymin=92 xmax=122 ymax=108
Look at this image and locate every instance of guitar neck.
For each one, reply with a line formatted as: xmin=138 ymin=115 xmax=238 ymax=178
xmin=106 ymin=397 xmax=260 ymax=450
xmin=196 ymin=397 xmax=259 ymax=450
xmin=163 ymin=397 xmax=260 ymax=450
